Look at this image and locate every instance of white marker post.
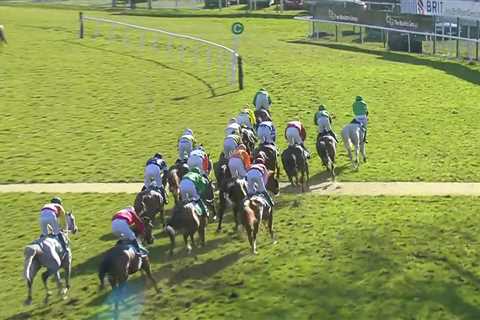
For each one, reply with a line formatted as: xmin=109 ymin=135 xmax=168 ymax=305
xmin=231 ymin=22 xmax=244 ymax=86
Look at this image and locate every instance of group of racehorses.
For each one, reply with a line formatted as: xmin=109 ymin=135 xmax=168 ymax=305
xmin=21 ymin=106 xmax=367 ymax=310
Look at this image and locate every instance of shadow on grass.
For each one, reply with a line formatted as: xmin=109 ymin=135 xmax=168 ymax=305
xmin=63 ymin=40 xmax=240 ymax=99
xmin=280 ymin=163 xmax=350 ymax=194
xmin=288 ymin=40 xmax=480 ymax=86
xmin=168 ymin=249 xmax=244 ymax=285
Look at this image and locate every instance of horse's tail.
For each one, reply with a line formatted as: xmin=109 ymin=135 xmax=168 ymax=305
xmin=281 ymin=148 xmax=297 ymax=178
xmin=317 ymin=140 xmax=330 ymax=168
xmin=243 ymin=200 xmax=257 ymax=227
xmin=24 ymin=246 xmax=37 ymax=283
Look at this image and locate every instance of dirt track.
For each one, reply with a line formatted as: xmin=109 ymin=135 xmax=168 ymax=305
xmin=1 ymin=182 xmax=480 ymax=196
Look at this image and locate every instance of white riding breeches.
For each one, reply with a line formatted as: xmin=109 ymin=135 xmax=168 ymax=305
xmin=178 ymin=139 xmax=193 ymax=161
xmin=223 ymin=137 xmax=238 ymax=158
xmin=285 ymin=127 xmax=302 ymax=146
xmin=187 ymin=155 xmax=204 ymax=174
xmin=112 ymin=218 xmax=136 ymax=241
xmin=257 ymin=125 xmax=274 ymax=144
xmin=237 ymin=113 xmax=253 ymax=129
xmin=228 ymin=157 xmax=247 ymax=178
xmin=355 ymin=115 xmax=368 ymax=128
xmin=40 ymin=210 xmax=60 ymax=235
xmin=317 ymin=116 xmax=332 ymax=133
xmin=246 ymin=168 xmax=267 ymax=195
xmin=254 ymin=95 xmax=271 ymax=111
xmin=144 ymin=164 xmax=162 ymax=188
xmin=180 ymin=178 xmax=199 ymax=202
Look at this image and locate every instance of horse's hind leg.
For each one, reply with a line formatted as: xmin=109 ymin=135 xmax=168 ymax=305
xmin=252 ymin=222 xmax=259 ymax=254
xmin=267 ymin=210 xmax=276 ymax=244
xmin=360 ymin=141 xmax=367 ymax=163
xmin=142 ymin=258 xmax=159 ymax=293
xmin=183 ymin=234 xmax=192 ymax=253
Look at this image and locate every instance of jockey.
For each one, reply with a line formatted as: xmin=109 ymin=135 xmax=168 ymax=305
xmin=314 ymin=104 xmax=338 ymax=142
xmin=187 ymin=146 xmax=210 ymax=176
xmin=352 ymin=96 xmax=369 ymax=143
xmin=253 ymin=88 xmax=272 ymax=112
xmin=111 ymin=207 xmax=147 ymax=256
xmin=257 ymin=121 xmax=276 ymax=145
xmin=39 ymin=196 xmax=68 ymax=254
xmin=179 ymin=167 xmax=209 ymax=216
xmin=178 ymin=129 xmax=196 ymax=162
xmin=228 ymin=144 xmax=252 ymax=179
xmin=285 ymin=120 xmax=311 ymax=159
xmin=144 ymin=153 xmax=169 ymax=204
xmin=237 ymin=107 xmax=256 ymax=130
xmin=225 ymin=118 xmax=241 ymax=136
xmin=223 ymin=133 xmax=242 ymax=159
xmin=246 ymin=158 xmax=274 ymax=207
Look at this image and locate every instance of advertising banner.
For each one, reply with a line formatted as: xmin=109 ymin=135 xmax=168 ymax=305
xmin=312 ymin=2 xmax=434 ymax=32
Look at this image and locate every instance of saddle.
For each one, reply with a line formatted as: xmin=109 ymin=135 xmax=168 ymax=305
xmin=350 ymin=119 xmax=365 ymax=129
xmin=250 ymin=193 xmax=271 ymax=209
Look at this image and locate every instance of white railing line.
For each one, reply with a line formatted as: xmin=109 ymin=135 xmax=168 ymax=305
xmin=84 ymin=15 xmax=239 ymax=56
xmin=294 ymin=15 xmax=480 ymax=43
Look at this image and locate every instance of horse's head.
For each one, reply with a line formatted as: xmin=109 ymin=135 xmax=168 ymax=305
xmin=143 ymin=216 xmax=154 ymax=245
xmin=65 ymin=211 xmax=78 ymax=234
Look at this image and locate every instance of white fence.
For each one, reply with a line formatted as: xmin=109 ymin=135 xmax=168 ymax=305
xmin=79 ymin=13 xmax=244 ymax=90
xmin=295 ymin=15 xmax=480 ymax=61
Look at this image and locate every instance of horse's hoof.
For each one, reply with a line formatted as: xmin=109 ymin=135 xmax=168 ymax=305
xmin=272 ymin=240 xmax=278 ymax=245
xmin=60 ymin=288 xmax=68 ymax=296
xmin=24 ymin=298 xmax=32 ymax=306
xmin=46 ymin=291 xmax=53 ymax=296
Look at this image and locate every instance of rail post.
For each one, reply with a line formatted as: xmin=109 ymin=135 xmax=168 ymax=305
xmin=335 ymin=24 xmax=338 ymax=42
xmin=79 ymin=12 xmax=84 ymax=39
xmin=237 ymin=55 xmax=244 ymax=90
xmin=456 ymin=17 xmax=460 ymax=59
xmin=433 ymin=15 xmax=437 ymax=55
xmin=477 ymin=20 xmax=479 ymax=61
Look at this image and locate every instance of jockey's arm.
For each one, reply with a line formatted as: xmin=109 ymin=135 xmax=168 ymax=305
xmin=56 ymin=205 xmax=66 ymax=228
xmin=131 ymin=212 xmax=145 ymax=236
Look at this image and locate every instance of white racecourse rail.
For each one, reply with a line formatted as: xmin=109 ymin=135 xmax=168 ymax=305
xmin=79 ymin=13 xmax=244 ymax=89
xmin=294 ymin=15 xmax=480 ymax=43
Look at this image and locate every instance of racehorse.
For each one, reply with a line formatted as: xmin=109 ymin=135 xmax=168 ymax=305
xmin=98 ymin=233 xmax=158 ymax=312
xmin=165 ymin=201 xmax=208 ymax=255
xmin=316 ymin=133 xmax=337 ymax=180
xmin=213 ymin=153 xmax=230 ymax=230
xmin=168 ymin=162 xmax=188 ymax=203
xmin=254 ymin=108 xmax=272 ymax=125
xmin=281 ymin=145 xmax=309 ymax=192
xmin=242 ymin=195 xmax=276 ymax=254
xmin=0 ymin=25 xmax=6 ymax=44
xmin=341 ymin=122 xmax=366 ymax=170
xmin=240 ymin=126 xmax=257 ymax=155
xmin=23 ymin=212 xmax=78 ymax=305
xmin=220 ymin=178 xmax=248 ymax=232
xmin=254 ymin=144 xmax=280 ymax=180
xmin=134 ymin=187 xmax=166 ymax=226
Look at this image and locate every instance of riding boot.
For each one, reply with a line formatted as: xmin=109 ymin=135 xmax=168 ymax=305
xmin=131 ymin=238 xmax=148 ymax=257
xmin=363 ymin=128 xmax=368 ymax=144
xmin=161 ymin=187 xmax=169 ymax=204
xmin=56 ymin=233 xmax=68 ymax=257
xmin=330 ymin=130 xmax=339 ymax=143
xmin=262 ymin=191 xmax=275 ymax=208
xmin=197 ymin=199 xmax=209 ymax=217
xmin=300 ymin=143 xmax=311 ymax=160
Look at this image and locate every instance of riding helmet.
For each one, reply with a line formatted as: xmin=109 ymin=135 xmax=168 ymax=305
xmin=154 ymin=153 xmax=163 ymax=159
xmin=319 ymin=104 xmax=327 ymax=111
xmin=51 ymin=196 xmax=63 ymax=205
xmin=356 ymin=96 xmax=363 ymax=101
